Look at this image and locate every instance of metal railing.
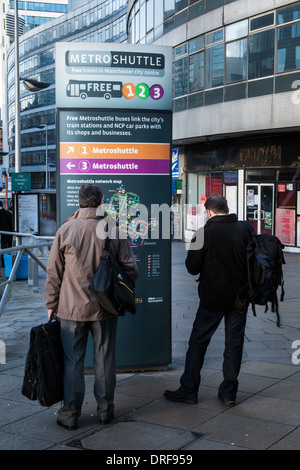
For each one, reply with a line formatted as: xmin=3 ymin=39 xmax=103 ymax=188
xmin=0 ymin=231 xmax=54 ymax=318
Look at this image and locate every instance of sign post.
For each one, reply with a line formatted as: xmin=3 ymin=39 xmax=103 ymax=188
xmin=56 ymin=43 xmax=172 ymax=370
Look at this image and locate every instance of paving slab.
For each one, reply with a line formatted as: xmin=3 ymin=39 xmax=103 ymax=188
xmin=193 ymin=413 xmax=296 ymax=450
xmin=0 ymin=243 xmax=299 ymax=452
xmin=70 ymin=419 xmax=203 ymax=451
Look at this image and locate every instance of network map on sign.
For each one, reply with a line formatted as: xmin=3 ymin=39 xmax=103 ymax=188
xmin=104 ymin=185 xmax=158 ymax=246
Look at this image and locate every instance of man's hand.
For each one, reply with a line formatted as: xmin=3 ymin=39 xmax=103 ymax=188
xmin=48 ymin=309 xmax=57 ymax=320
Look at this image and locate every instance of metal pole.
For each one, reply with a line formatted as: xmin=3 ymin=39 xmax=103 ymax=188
xmin=45 ymin=125 xmax=48 ymax=188
xmin=14 ymin=0 xmax=21 ymax=174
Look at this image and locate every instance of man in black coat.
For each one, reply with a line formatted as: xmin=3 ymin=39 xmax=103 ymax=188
xmin=164 ymin=194 xmax=252 ymax=406
xmin=0 ymin=201 xmax=13 ymax=267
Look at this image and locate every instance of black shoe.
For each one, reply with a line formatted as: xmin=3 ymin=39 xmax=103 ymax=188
xmin=218 ymin=393 xmax=235 ymax=406
xmin=56 ymin=416 xmax=77 ymax=430
xmin=164 ymin=389 xmax=198 ymax=404
xmin=99 ymin=414 xmax=114 ymax=425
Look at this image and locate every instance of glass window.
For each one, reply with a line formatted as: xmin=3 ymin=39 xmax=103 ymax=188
xmin=248 ymin=78 xmax=273 ymax=97
xmin=154 ymin=0 xmax=163 ymax=27
xmin=278 ymin=169 xmax=300 ymax=182
xmin=205 ymin=87 xmax=223 ymax=105
xmin=226 ymin=38 xmax=247 ymax=83
xmin=224 ymin=82 xmax=246 ymax=101
xmin=189 ymin=1 xmax=204 ymax=20
xmin=174 ymin=96 xmax=187 ymax=112
xmin=226 ymin=19 xmax=248 ymax=41
xmin=206 ymin=43 xmax=224 ymax=88
xmin=277 ymin=2 xmax=300 ymax=25
xmin=189 ymin=51 xmax=204 ymax=92
xmin=189 ymin=35 xmax=204 ymax=54
xmin=140 ymin=2 xmax=146 ymax=40
xmin=277 ymin=24 xmax=300 ymax=73
xmin=175 ymin=8 xmax=188 ymax=27
xmin=146 ymin=0 xmax=153 ymax=31
xmin=188 ymin=92 xmax=204 ymax=109
xmin=206 ymin=28 xmax=224 ymax=45
xmin=246 ymin=169 xmax=275 ymax=182
xmin=224 ymin=171 xmax=238 ymax=183
xmin=174 ymin=56 xmax=188 ymax=97
xmin=187 ymin=173 xmax=197 ymax=206
xmin=154 ymin=23 xmax=163 ymax=40
xmin=164 ymin=16 xmax=174 ymax=34
xmin=175 ymin=0 xmax=188 ymax=13
xmin=206 ymin=0 xmax=224 ymax=12
xmin=248 ymin=29 xmax=275 ymax=79
xmin=134 ymin=12 xmax=140 ymax=43
xmin=250 ymin=13 xmax=274 ymax=31
xmin=275 ymin=71 xmax=300 ymax=93
xmin=164 ymin=0 xmax=174 ymax=19
xmin=175 ymin=43 xmax=187 ymax=58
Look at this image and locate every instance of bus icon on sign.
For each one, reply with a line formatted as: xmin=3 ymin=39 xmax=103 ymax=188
xmin=66 ymin=80 xmax=123 ymax=100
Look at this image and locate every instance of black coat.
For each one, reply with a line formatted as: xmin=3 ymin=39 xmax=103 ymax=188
xmin=185 ymin=214 xmax=251 ymax=312
xmin=0 ymin=208 xmax=13 ymax=248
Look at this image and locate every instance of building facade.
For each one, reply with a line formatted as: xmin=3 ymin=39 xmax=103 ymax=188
xmin=128 ymin=0 xmax=300 ymax=251
xmin=6 ymin=0 xmax=127 ymax=233
xmin=6 ymin=0 xmax=300 ymax=249
xmin=10 ymin=0 xmax=68 ymax=31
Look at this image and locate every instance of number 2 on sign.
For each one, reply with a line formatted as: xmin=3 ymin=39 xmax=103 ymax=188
xmin=122 ymin=83 xmax=136 ymax=99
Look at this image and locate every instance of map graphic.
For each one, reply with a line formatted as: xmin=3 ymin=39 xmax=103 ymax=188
xmin=104 ymin=184 xmax=158 ymax=246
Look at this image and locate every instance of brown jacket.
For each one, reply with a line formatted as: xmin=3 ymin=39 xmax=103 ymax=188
xmin=44 ymin=207 xmax=139 ymax=321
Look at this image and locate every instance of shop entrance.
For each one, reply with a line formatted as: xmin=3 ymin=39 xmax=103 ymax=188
xmin=245 ymin=184 xmax=274 ymax=234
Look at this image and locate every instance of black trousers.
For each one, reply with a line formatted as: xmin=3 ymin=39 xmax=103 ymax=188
xmin=180 ymin=305 xmax=247 ymax=401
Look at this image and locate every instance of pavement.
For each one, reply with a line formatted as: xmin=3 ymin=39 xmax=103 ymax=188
xmin=0 ymin=242 xmax=299 ymax=453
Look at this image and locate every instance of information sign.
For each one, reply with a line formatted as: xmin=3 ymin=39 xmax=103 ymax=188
xmin=11 ymin=172 xmax=31 ymax=191
xmin=56 ymin=43 xmax=172 ymax=370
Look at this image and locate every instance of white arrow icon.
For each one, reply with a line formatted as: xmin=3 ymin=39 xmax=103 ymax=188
xmin=66 ymin=162 xmax=76 ymax=170
xmin=67 ymin=146 xmax=74 ymax=154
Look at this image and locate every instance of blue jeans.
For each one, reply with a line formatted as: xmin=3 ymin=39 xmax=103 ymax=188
xmin=58 ymin=318 xmax=118 ymax=427
xmin=180 ymin=306 xmax=247 ymax=401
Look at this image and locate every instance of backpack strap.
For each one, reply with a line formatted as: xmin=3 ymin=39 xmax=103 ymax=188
xmin=104 ymin=237 xmax=111 ymax=255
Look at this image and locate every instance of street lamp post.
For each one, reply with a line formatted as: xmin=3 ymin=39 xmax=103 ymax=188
xmin=14 ymin=0 xmax=21 ymax=174
xmin=12 ymin=3 xmax=51 ymax=243
xmin=37 ymin=124 xmax=48 ymax=188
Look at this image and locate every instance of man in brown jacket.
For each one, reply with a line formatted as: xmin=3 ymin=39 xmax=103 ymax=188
xmin=44 ymin=184 xmax=139 ymax=430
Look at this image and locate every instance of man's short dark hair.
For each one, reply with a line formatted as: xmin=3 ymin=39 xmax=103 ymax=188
xmin=205 ymin=194 xmax=229 ymax=214
xmin=78 ymin=184 xmax=103 ymax=208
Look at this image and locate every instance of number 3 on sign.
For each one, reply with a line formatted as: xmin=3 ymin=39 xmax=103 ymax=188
xmin=122 ymin=83 xmax=136 ymax=99
xmin=150 ymin=84 xmax=164 ymax=100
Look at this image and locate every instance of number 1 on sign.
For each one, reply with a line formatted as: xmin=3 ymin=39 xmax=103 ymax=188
xmin=122 ymin=83 xmax=136 ymax=99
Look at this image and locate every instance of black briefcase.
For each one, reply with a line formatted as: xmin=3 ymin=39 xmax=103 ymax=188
xmin=22 ymin=317 xmax=64 ymax=407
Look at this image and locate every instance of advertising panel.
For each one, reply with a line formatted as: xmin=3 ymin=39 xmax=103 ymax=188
xmin=275 ymin=208 xmax=295 ymax=246
xmin=56 ymin=43 xmax=172 ymax=369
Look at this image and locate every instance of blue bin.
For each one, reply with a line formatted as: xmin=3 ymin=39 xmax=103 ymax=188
xmin=4 ymin=253 xmax=28 ymax=279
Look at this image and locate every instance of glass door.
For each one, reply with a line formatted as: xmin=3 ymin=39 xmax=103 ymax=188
xmin=245 ymin=184 xmax=274 ymax=234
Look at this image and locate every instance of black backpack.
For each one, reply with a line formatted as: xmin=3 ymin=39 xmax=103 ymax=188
xmin=89 ymin=237 xmax=136 ymax=316
xmin=245 ymin=228 xmax=285 ymax=327
xmin=22 ymin=318 xmax=64 ymax=407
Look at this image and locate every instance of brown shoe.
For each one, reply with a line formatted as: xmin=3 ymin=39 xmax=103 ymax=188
xmin=218 ymin=393 xmax=235 ymax=406
xmin=56 ymin=416 xmax=77 ymax=430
